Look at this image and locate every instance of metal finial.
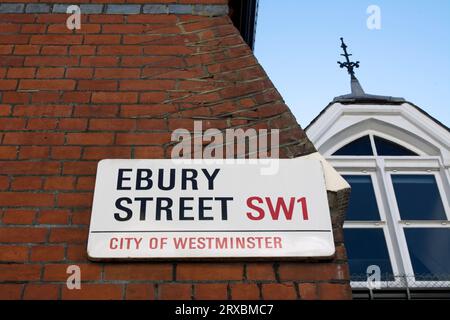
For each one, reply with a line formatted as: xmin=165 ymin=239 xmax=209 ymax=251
xmin=337 ymin=37 xmax=360 ymax=77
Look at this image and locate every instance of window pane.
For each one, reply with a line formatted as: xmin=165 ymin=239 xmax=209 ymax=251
xmin=333 ymin=136 xmax=373 ymax=156
xmin=344 ymin=228 xmax=394 ymax=281
xmin=404 ymin=228 xmax=450 ymax=281
xmin=343 ymin=175 xmax=380 ymax=221
xmin=392 ymin=175 xmax=447 ymax=220
xmin=374 ymin=136 xmax=418 ymax=156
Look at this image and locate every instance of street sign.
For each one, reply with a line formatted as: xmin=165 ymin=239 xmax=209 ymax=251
xmin=87 ymin=158 xmax=334 ymax=260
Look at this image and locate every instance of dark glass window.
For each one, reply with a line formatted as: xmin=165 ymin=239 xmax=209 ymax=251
xmin=333 ymin=136 xmax=373 ymax=156
xmin=343 ymin=175 xmax=380 ymax=221
xmin=344 ymin=228 xmax=394 ymax=281
xmin=374 ymin=136 xmax=418 ymax=156
xmin=392 ymin=175 xmax=447 ymax=220
xmin=404 ymin=228 xmax=450 ymax=280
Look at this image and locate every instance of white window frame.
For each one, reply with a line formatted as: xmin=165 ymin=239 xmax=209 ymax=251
xmin=341 ymin=171 xmax=404 ymax=288
xmin=385 ymin=171 xmax=450 ymax=288
xmin=328 ymin=131 xmax=450 ymax=289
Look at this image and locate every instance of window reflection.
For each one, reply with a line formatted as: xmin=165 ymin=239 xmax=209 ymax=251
xmin=343 ymin=175 xmax=380 ymax=221
xmin=392 ymin=175 xmax=447 ymax=221
xmin=374 ymin=136 xmax=418 ymax=156
xmin=333 ymin=135 xmax=373 ymax=156
xmin=344 ymin=228 xmax=394 ymax=281
xmin=404 ymin=228 xmax=450 ymax=280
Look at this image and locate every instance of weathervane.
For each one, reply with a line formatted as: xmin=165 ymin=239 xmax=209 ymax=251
xmin=337 ymin=37 xmax=360 ymax=77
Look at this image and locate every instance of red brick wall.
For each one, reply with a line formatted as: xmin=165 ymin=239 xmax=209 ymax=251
xmin=0 ymin=3 xmax=351 ymax=300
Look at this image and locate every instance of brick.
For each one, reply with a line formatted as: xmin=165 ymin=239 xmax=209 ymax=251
xmin=31 ymin=245 xmax=65 ymax=262
xmin=120 ymin=104 xmax=176 ymax=117
xmin=0 ymin=264 xmax=41 ymax=281
xmin=0 ymin=4 xmax=25 ymax=14
xmin=106 ymin=5 xmax=141 ymax=14
xmin=63 ymin=162 xmax=97 ymax=176
xmin=20 ymin=25 xmax=46 ymax=34
xmin=159 ymin=283 xmax=191 ymax=300
xmin=126 ymin=284 xmax=155 ymax=300
xmin=134 ymin=146 xmax=165 ymax=159
xmin=83 ymin=146 xmax=131 ymax=160
xmin=195 ymin=283 xmax=228 ymax=300
xmin=262 ymin=283 xmax=297 ymax=300
xmin=26 ymin=118 xmax=58 ymax=130
xmin=299 ymin=283 xmax=318 ymax=300
xmin=78 ymin=80 xmax=118 ymax=91
xmin=11 ymin=177 xmax=42 ymax=191
xmin=74 ymin=105 xmax=119 ymax=117
xmin=2 ymin=209 xmax=36 ymax=224
xmin=94 ymin=68 xmax=140 ymax=79
xmin=13 ymin=105 xmax=72 ymax=117
xmin=44 ymin=264 xmax=102 ymax=281
xmin=104 ymin=264 xmax=172 ymax=281
xmin=92 ymin=92 xmax=137 ymax=103
xmin=81 ymin=56 xmax=119 ymax=67
xmin=0 ymin=79 xmax=17 ymax=90
xmin=0 ymin=176 xmax=10 ymax=189
xmin=57 ymin=192 xmax=93 ymax=207
xmin=3 ymin=132 xmax=65 ymax=145
xmin=278 ymin=263 xmax=348 ymax=281
xmin=7 ymin=67 xmax=36 ymax=79
xmin=31 ymin=35 xmax=82 ymax=45
xmin=0 ymin=245 xmax=29 ymax=262
xmin=38 ymin=209 xmax=70 ymax=225
xmin=139 ymin=92 xmax=166 ymax=103
xmin=0 ymin=36 xmax=28 ymax=45
xmin=89 ymin=119 xmax=135 ymax=131
xmin=24 ymin=284 xmax=59 ymax=300
xmin=79 ymin=4 xmax=104 ymax=14
xmin=116 ymin=133 xmax=170 ymax=145
xmin=36 ymin=67 xmax=65 ymax=78
xmin=3 ymin=92 xmax=29 ymax=104
xmin=66 ymin=68 xmax=93 ymax=79
xmin=317 ymin=283 xmax=352 ymax=300
xmin=97 ymin=45 xmax=142 ymax=55
xmin=19 ymin=79 xmax=76 ymax=91
xmin=51 ymin=146 xmax=82 ymax=160
xmin=0 ymin=146 xmax=17 ymax=159
xmin=25 ymin=4 xmax=51 ymax=14
xmin=246 ymin=263 xmax=276 ymax=280
xmin=75 ymin=177 xmax=96 ymax=191
xmin=58 ymin=119 xmax=88 ymax=131
xmin=44 ymin=176 xmax=75 ymax=191
xmin=84 ymin=35 xmax=120 ymax=45
xmin=70 ymin=46 xmax=96 ymax=56
xmin=61 ymin=92 xmax=91 ymax=104
xmin=67 ymin=244 xmax=88 ymax=262
xmin=49 ymin=227 xmax=88 ymax=243
xmin=231 ymin=283 xmax=260 ymax=300
xmin=143 ymin=5 xmax=168 ymax=14
xmin=25 ymin=56 xmax=78 ymax=67
xmin=0 ymin=192 xmax=54 ymax=207
xmin=67 ymin=133 xmax=114 ymax=145
xmin=193 ymin=4 xmax=229 ymax=16
xmin=0 ymin=14 xmax=35 ymax=24
xmin=120 ymin=80 xmax=175 ymax=91
xmin=19 ymin=146 xmax=49 ymax=160
xmin=177 ymin=263 xmax=243 ymax=281
xmin=62 ymin=284 xmax=123 ymax=300
xmin=0 ymin=284 xmax=23 ymax=300
xmin=0 ymin=227 xmax=48 ymax=243
xmin=31 ymin=92 xmax=61 ymax=104
xmin=0 ymin=104 xmax=12 ymax=116
xmin=0 ymin=118 xmax=26 ymax=130
xmin=168 ymin=4 xmax=193 ymax=14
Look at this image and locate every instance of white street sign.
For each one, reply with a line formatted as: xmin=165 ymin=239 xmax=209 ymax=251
xmin=87 ymin=158 xmax=334 ymax=260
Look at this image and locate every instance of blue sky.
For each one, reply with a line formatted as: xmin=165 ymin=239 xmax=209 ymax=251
xmin=254 ymin=0 xmax=450 ymax=128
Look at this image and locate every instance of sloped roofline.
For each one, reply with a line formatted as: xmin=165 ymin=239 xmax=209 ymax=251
xmin=305 ymin=100 xmax=450 ymax=135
